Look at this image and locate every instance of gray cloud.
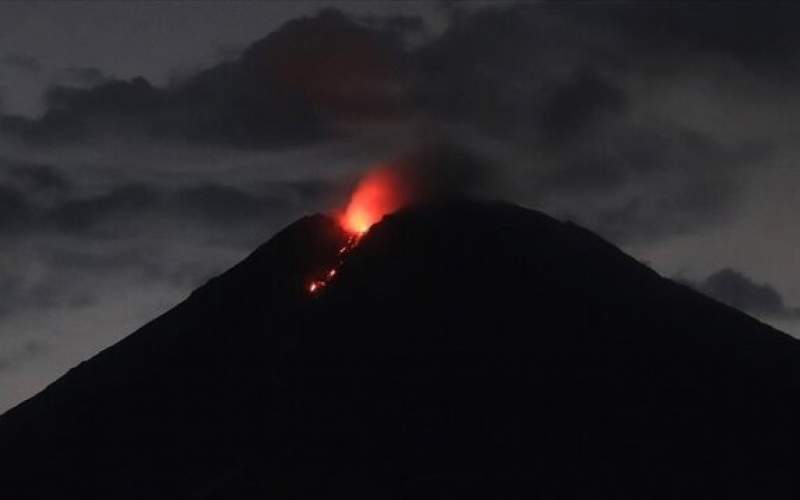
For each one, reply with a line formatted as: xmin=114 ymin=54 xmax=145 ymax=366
xmin=168 ymin=184 xmax=286 ymax=227
xmin=7 ymin=161 xmax=71 ymax=193
xmin=0 ymin=6 xmax=782 ymax=232
xmin=9 ymin=4 xmax=799 ymax=147
xmin=0 ymin=53 xmax=42 ymax=74
xmin=408 ymin=5 xmax=779 ymax=243
xmin=1 ymin=9 xmax=414 ymax=149
xmin=359 ymin=13 xmax=426 ymax=34
xmin=55 ymin=67 xmax=110 ymax=88
xmin=585 ymin=4 xmax=800 ymax=76
xmin=0 ymin=185 xmax=34 ymax=235
xmin=540 ymin=127 xmax=766 ymax=244
xmin=50 ymin=183 xmax=158 ymax=236
xmin=685 ymin=268 xmax=800 ymax=319
xmin=0 ymin=341 xmax=44 ymax=373
xmin=0 ymin=258 xmax=95 ymax=319
xmin=0 ymin=4 xmax=792 ymax=258
xmin=0 ymin=177 xmax=334 ymax=242
xmin=537 ymin=68 xmax=629 ymax=149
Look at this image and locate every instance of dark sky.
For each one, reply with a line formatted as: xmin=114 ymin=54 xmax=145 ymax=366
xmin=2 ymin=1 xmax=800 ymax=412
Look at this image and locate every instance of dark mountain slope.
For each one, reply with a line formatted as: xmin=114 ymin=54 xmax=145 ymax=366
xmin=2 ymin=200 xmax=800 ymax=499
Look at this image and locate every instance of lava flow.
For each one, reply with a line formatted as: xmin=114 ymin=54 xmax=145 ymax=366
xmin=307 ymin=233 xmax=361 ymax=294
xmin=308 ymin=167 xmax=406 ymax=295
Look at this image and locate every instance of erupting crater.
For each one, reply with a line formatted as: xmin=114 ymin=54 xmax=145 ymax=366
xmin=308 ymin=167 xmax=407 ymax=294
xmin=340 ymin=167 xmax=406 ymax=235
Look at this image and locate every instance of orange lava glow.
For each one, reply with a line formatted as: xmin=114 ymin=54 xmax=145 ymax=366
xmin=340 ymin=168 xmax=405 ymax=235
xmin=307 ymin=235 xmax=361 ymax=295
xmin=307 ymin=167 xmax=406 ymax=296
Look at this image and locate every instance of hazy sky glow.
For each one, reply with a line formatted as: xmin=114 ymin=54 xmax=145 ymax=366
xmin=2 ymin=1 xmax=800 ymax=412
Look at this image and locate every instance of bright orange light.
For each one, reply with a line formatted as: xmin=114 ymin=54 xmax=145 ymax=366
xmin=307 ymin=167 xmax=408 ymax=296
xmin=340 ymin=167 xmax=405 ymax=235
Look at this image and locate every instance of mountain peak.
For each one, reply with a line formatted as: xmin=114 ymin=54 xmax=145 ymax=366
xmin=2 ymin=200 xmax=800 ymax=499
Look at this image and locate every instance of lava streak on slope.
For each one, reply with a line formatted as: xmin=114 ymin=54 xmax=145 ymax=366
xmin=308 ymin=233 xmax=361 ymax=294
xmin=307 ymin=166 xmax=407 ymax=295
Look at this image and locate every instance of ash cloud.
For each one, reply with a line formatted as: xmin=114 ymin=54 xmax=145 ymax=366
xmin=382 ymin=142 xmax=494 ymax=205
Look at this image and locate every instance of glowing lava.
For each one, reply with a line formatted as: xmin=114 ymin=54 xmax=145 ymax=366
xmin=307 ymin=233 xmax=361 ymax=295
xmin=340 ymin=167 xmax=405 ymax=235
xmin=308 ymin=167 xmax=406 ymax=295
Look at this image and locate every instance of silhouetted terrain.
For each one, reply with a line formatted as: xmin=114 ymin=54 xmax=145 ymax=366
xmin=2 ymin=201 xmax=800 ymax=499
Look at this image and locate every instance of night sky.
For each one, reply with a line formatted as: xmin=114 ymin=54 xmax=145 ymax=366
xmin=2 ymin=1 xmax=800 ymax=412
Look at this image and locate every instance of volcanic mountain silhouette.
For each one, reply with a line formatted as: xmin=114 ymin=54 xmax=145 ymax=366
xmin=2 ymin=201 xmax=800 ymax=499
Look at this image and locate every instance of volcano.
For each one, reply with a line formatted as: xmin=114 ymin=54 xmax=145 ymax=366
xmin=2 ymin=200 xmax=800 ymax=499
